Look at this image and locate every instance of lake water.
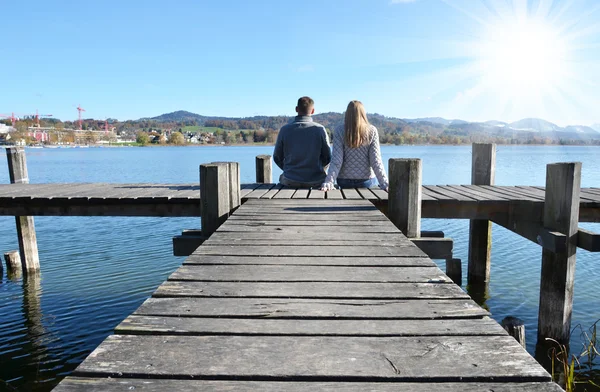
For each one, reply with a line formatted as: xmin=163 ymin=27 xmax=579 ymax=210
xmin=1 ymin=145 xmax=599 ymax=391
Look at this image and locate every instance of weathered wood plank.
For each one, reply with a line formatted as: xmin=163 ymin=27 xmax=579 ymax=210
xmin=169 ymin=265 xmax=447 ymax=282
xmin=221 ymin=220 xmax=397 ymax=227
xmin=207 ymin=231 xmax=409 ymax=242
xmin=240 ymin=183 xmax=261 ymax=198
xmin=216 ymin=224 xmax=400 ymax=233
xmin=183 ymin=255 xmax=434 ymax=266
xmin=54 ymin=378 xmax=564 ymax=392
xmin=292 ymin=189 xmax=310 ymax=199
xmin=271 ymin=188 xmax=296 ymax=199
xmin=427 ymin=186 xmax=478 ymax=202
xmin=116 ymin=315 xmax=504 ymax=336
xmin=369 ymin=187 xmax=388 ymax=200
xmin=203 ymin=239 xmax=416 ymax=247
xmin=325 ymin=189 xmax=343 ymax=200
xmin=136 ymin=297 xmax=485 ymax=318
xmin=153 ymin=281 xmax=469 ymax=299
xmin=307 ymin=189 xmax=325 ymax=199
xmin=244 ymin=184 xmax=276 ymax=199
xmin=190 ymin=245 xmax=426 ymax=257
xmin=341 ymin=188 xmax=362 ymax=199
xmin=260 ymin=184 xmax=283 ymax=199
xmin=356 ymin=188 xmax=378 ymax=200
xmin=228 ymin=213 xmax=388 ymax=221
xmin=73 ymin=335 xmax=547 ymax=381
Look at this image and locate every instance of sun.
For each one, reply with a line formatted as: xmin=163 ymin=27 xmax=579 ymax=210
xmin=477 ymin=18 xmax=569 ymax=98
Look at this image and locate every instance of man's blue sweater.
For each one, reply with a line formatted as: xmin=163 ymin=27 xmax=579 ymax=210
xmin=273 ymin=115 xmax=331 ymax=184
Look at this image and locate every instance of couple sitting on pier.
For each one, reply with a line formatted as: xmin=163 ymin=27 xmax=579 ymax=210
xmin=273 ymin=96 xmax=389 ymax=191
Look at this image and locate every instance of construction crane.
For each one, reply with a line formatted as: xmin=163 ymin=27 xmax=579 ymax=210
xmin=0 ymin=112 xmax=18 ymax=126
xmin=32 ymin=109 xmax=53 ymax=127
xmin=77 ymin=104 xmax=85 ymax=130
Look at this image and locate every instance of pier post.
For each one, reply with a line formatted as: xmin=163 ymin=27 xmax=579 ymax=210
xmin=502 ymin=316 xmax=526 ymax=348
xmin=388 ymin=158 xmax=422 ymax=238
xmin=446 ymin=258 xmax=462 ymax=285
xmin=4 ymin=250 xmax=22 ymax=277
xmin=200 ymin=163 xmax=231 ymax=238
xmin=6 ymin=147 xmax=40 ymax=272
xmin=468 ymin=143 xmax=495 ymax=285
xmin=212 ymin=161 xmax=240 ymax=211
xmin=256 ymin=155 xmax=272 ymax=184
xmin=537 ymin=162 xmax=581 ymax=345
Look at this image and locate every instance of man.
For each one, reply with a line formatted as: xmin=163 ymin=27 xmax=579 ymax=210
xmin=273 ymin=96 xmax=331 ymax=188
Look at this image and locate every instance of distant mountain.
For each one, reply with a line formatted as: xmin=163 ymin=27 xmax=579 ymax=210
xmin=592 ymin=124 xmax=600 ymax=132
xmin=563 ymin=125 xmax=599 ymax=135
xmin=509 ymin=118 xmax=561 ymax=133
xmin=147 ymin=110 xmax=208 ymax=122
xmin=404 ymin=117 xmax=453 ymax=126
xmin=483 ymin=120 xmax=508 ymax=127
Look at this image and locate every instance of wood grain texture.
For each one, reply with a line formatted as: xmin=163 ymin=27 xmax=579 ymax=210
xmin=169 ymin=265 xmax=445 ymax=282
xmin=183 ymin=255 xmax=434 ymax=266
xmin=153 ymin=281 xmax=469 ymax=299
xmin=388 ymin=159 xmax=422 ymax=237
xmin=134 ymin=297 xmax=484 ymax=319
xmin=116 ymin=315 xmax=506 ymax=336
xmin=54 ymin=378 xmax=564 ymax=392
xmin=73 ymin=334 xmax=547 ymax=381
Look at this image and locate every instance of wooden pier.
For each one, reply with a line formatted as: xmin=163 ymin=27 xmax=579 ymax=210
xmin=53 ymin=198 xmax=560 ymax=391
xmin=2 ymin=145 xmax=599 ymax=391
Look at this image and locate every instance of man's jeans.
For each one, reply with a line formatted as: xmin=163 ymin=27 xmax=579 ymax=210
xmin=279 ymin=174 xmax=323 ymax=189
xmin=337 ymin=178 xmax=377 ymax=188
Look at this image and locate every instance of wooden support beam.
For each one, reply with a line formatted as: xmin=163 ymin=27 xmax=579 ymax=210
xmin=6 ymin=147 xmax=40 ymax=272
xmin=491 ymin=218 xmax=567 ymax=253
xmin=388 ymin=158 xmax=422 ymax=238
xmin=255 ymin=155 xmax=272 ymax=184
xmin=410 ymin=237 xmax=453 ymax=260
xmin=577 ymin=228 xmax=600 ymax=252
xmin=4 ymin=250 xmax=21 ymax=274
xmin=538 ymin=162 xmax=581 ymax=345
xmin=468 ymin=143 xmax=495 ymax=285
xmin=421 ymin=230 xmax=445 ymax=238
xmin=200 ymin=163 xmax=230 ymax=238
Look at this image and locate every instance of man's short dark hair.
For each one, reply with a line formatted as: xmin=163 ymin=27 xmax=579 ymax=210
xmin=296 ymin=96 xmax=314 ymax=115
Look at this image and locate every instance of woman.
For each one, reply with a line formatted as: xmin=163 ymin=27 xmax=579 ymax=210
xmin=321 ymin=100 xmax=388 ymax=191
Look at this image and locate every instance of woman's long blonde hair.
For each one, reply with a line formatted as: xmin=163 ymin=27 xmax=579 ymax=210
xmin=344 ymin=100 xmax=370 ymax=148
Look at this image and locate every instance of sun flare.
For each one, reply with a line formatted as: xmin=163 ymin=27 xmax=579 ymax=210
xmin=478 ymin=19 xmax=569 ymax=95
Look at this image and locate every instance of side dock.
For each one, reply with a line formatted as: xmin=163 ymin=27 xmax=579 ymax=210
xmin=53 ymin=198 xmax=560 ymax=391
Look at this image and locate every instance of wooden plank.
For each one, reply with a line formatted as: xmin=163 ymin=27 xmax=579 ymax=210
xmin=216 ymin=224 xmax=400 ymax=233
xmin=307 ymin=189 xmax=325 ymax=199
xmin=240 ymin=183 xmax=261 ymax=198
xmin=271 ymin=188 xmax=296 ymax=199
xmin=356 ymin=188 xmax=377 ymax=200
xmin=221 ymin=220 xmax=397 ymax=227
xmin=421 ymin=187 xmax=453 ymax=200
xmin=203 ymin=239 xmax=416 ymax=247
xmin=425 ymin=186 xmax=478 ymax=202
xmin=207 ymin=231 xmax=408 ymax=241
xmin=520 ymin=185 xmax=597 ymax=203
xmin=369 ymin=187 xmax=388 ymax=200
xmin=480 ymin=185 xmax=541 ymax=201
xmin=153 ymin=281 xmax=469 ymax=299
xmin=184 ymin=255 xmax=434 ymax=267
xmin=54 ymin=378 xmax=564 ymax=392
xmin=116 ymin=315 xmax=503 ymax=336
xmin=410 ymin=238 xmax=453 ymax=259
xmin=136 ymin=297 xmax=485 ymax=318
xmin=258 ymin=184 xmax=283 ymax=199
xmin=169 ymin=265 xmax=447 ymax=282
xmin=450 ymin=185 xmax=510 ymax=201
xmin=244 ymin=184 xmax=276 ymax=199
xmin=73 ymin=335 xmax=548 ymax=380
xmin=292 ymin=189 xmax=310 ymax=199
xmin=227 ymin=214 xmax=388 ymax=221
xmin=340 ymin=188 xmax=362 ymax=199
xmin=325 ymin=189 xmax=343 ymax=199
xmin=191 ymin=245 xmax=426 ymax=257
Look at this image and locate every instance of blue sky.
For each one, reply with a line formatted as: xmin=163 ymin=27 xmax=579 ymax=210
xmin=2 ymin=0 xmax=599 ymax=126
